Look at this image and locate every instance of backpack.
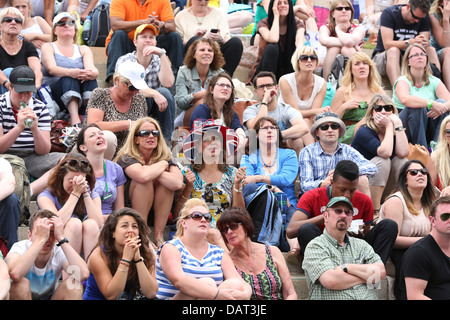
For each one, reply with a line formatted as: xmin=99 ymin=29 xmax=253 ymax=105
xmin=0 ymin=155 xmax=30 ymax=226
xmin=327 ymin=54 xmax=348 ymax=91
xmin=84 ymin=4 xmax=111 ymax=47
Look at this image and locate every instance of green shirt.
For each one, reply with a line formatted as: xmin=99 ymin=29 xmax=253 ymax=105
xmin=302 ymin=229 xmax=382 ymax=300
xmin=392 ymin=75 xmax=441 ymax=110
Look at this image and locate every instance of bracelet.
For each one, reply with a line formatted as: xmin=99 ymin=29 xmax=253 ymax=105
xmin=121 ymin=258 xmax=131 ymax=264
xmin=2 ymin=79 xmax=9 ymax=88
xmin=118 ymin=268 xmax=128 ymax=272
xmin=180 ymin=194 xmax=188 ymax=201
xmin=56 ymin=238 xmax=69 ymax=247
xmin=71 ymin=192 xmax=80 ymax=199
xmin=128 ymin=119 xmax=132 ymax=130
xmin=427 ymin=99 xmax=434 ymax=110
xmin=233 ymin=185 xmax=242 ymax=193
xmin=261 ymin=102 xmax=268 ymax=106
xmin=83 ymin=192 xmax=90 ymax=198
xmin=134 ymin=257 xmax=144 ymax=264
xmin=214 ymin=289 xmax=220 ymax=300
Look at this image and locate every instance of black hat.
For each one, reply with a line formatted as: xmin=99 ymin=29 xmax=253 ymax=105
xmin=9 ymin=65 xmax=36 ymax=93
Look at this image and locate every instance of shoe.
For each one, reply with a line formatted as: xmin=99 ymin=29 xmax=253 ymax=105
xmin=286 ymin=248 xmax=300 ymax=265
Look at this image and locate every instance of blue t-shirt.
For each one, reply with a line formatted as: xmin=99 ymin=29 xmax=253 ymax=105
xmin=352 ymin=125 xmax=397 ymax=160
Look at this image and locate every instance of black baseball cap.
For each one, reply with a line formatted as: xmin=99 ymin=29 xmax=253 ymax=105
xmin=9 ymin=65 xmax=36 ymax=93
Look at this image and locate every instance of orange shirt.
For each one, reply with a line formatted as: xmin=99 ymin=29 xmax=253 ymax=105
xmin=105 ymin=0 xmax=174 ymax=49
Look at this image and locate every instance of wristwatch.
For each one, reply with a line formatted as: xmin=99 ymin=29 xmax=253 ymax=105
xmin=405 ymin=39 xmax=410 ymax=48
xmin=56 ymin=238 xmax=69 ymax=247
xmin=158 ymin=48 xmax=166 ymax=57
xmin=395 ymin=125 xmax=404 ymax=132
xmin=342 ymin=264 xmax=348 ymax=273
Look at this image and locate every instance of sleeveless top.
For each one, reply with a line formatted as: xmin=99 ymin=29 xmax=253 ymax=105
xmin=235 ymin=245 xmax=283 ymax=300
xmin=155 ymin=238 xmax=225 ymax=300
xmin=278 ymin=73 xmax=326 ymax=110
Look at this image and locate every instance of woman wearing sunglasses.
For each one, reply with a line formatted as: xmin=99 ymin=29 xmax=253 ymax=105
xmin=114 ymin=117 xmax=183 ymax=248
xmin=393 ymin=43 xmax=450 ymax=148
xmin=352 ymin=94 xmax=409 ymax=217
xmin=40 ymin=12 xmax=98 ymax=126
xmin=279 ymin=45 xmax=328 ymax=145
xmin=319 ymin=0 xmax=365 ymax=81
xmin=430 ymin=114 xmax=450 ymax=195
xmin=217 ymin=207 xmax=297 ymax=300
xmin=330 ymin=51 xmax=385 ymax=144
xmin=156 ymin=198 xmax=251 ymax=300
xmin=379 ymin=159 xmax=434 ymax=299
xmin=37 ymin=153 xmax=103 ymax=258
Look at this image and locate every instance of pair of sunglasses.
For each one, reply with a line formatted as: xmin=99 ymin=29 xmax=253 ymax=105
xmin=330 ymin=207 xmax=353 ymax=216
xmin=373 ymin=105 xmax=394 ymax=112
xmin=2 ymin=17 xmax=22 ymax=24
xmin=299 ymin=54 xmax=318 ymax=62
xmin=220 ymin=222 xmax=242 ymax=234
xmin=335 ymin=6 xmax=351 ymax=11
xmin=184 ymin=211 xmax=213 ymax=222
xmin=319 ymin=123 xmax=340 ymax=131
xmin=438 ymin=213 xmax=450 ymax=222
xmin=135 ymin=129 xmax=160 ymax=137
xmin=407 ymin=168 xmax=428 ymax=176
xmin=65 ymin=158 xmax=90 ymax=171
xmin=55 ymin=20 xmax=76 ymax=27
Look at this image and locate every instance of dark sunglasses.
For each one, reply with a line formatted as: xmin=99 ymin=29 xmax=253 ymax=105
xmin=407 ymin=168 xmax=428 ymax=176
xmin=319 ymin=123 xmax=340 ymax=131
xmin=55 ymin=20 xmax=76 ymax=27
xmin=65 ymin=158 xmax=90 ymax=171
xmin=2 ymin=16 xmax=22 ymax=24
xmin=299 ymin=54 xmax=318 ymax=62
xmin=220 ymin=222 xmax=242 ymax=234
xmin=330 ymin=207 xmax=353 ymax=216
xmin=184 ymin=211 xmax=213 ymax=222
xmin=438 ymin=213 xmax=450 ymax=222
xmin=410 ymin=8 xmax=422 ymax=20
xmin=335 ymin=6 xmax=351 ymax=11
xmin=135 ymin=129 xmax=160 ymax=137
xmin=373 ymin=104 xmax=394 ymax=112
xmin=445 ymin=129 xmax=450 ymax=135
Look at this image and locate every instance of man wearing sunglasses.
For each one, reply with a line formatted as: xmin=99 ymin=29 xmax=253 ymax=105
xmin=372 ymin=0 xmax=439 ymax=87
xmin=116 ymin=24 xmax=175 ymax=141
xmin=399 ymin=196 xmax=450 ymax=300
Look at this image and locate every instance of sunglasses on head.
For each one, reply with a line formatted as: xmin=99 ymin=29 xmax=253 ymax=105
xmin=2 ymin=16 xmax=22 ymax=24
xmin=220 ymin=222 xmax=242 ymax=234
xmin=135 ymin=129 xmax=160 ymax=137
xmin=438 ymin=213 xmax=450 ymax=222
xmin=65 ymin=158 xmax=90 ymax=171
xmin=55 ymin=20 xmax=76 ymax=27
xmin=184 ymin=211 xmax=213 ymax=222
xmin=407 ymin=168 xmax=428 ymax=176
xmin=373 ymin=104 xmax=394 ymax=112
xmin=319 ymin=123 xmax=340 ymax=131
xmin=335 ymin=6 xmax=351 ymax=11
xmin=299 ymin=54 xmax=318 ymax=62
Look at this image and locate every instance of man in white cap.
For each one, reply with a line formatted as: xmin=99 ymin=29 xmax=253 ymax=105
xmin=116 ymin=24 xmax=174 ymax=142
xmin=298 ymin=111 xmax=378 ymax=197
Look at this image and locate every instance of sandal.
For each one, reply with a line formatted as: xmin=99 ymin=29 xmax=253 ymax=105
xmin=286 ymin=248 xmax=300 ymax=265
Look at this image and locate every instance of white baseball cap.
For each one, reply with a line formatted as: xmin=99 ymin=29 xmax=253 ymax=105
xmin=116 ymin=60 xmax=149 ymax=90
xmin=53 ymin=12 xmax=76 ymax=28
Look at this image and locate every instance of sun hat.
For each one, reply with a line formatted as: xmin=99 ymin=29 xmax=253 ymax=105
xmin=310 ymin=111 xmax=346 ymax=140
xmin=116 ymin=60 xmax=149 ymax=90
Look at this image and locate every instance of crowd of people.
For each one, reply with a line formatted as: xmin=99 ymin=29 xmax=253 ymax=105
xmin=0 ymin=0 xmax=449 ymax=302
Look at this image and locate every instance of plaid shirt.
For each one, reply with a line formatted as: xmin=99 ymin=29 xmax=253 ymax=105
xmin=116 ymin=51 xmax=161 ymax=89
xmin=298 ymin=142 xmax=378 ymax=194
xmin=302 ymin=229 xmax=382 ymax=300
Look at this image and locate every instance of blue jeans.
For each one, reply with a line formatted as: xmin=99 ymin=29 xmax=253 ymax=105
xmin=0 ymin=193 xmax=20 ymax=250
xmin=146 ymin=87 xmax=175 ymax=143
xmin=49 ymin=76 xmax=98 ymax=111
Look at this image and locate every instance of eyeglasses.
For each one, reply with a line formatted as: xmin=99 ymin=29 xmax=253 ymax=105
xmin=299 ymin=54 xmax=318 ymax=62
xmin=329 ymin=207 xmax=353 ymax=216
xmin=335 ymin=6 xmax=351 ymax=11
xmin=438 ymin=213 xmax=450 ymax=222
xmin=407 ymin=168 xmax=428 ymax=176
xmin=123 ymin=81 xmax=138 ymax=92
xmin=408 ymin=52 xmax=427 ymax=59
xmin=410 ymin=8 xmax=422 ymax=20
xmin=55 ymin=20 xmax=76 ymax=27
xmin=2 ymin=17 xmax=22 ymax=24
xmin=184 ymin=211 xmax=213 ymax=222
xmin=255 ymin=83 xmax=275 ymax=91
xmin=220 ymin=222 xmax=242 ymax=234
xmin=64 ymin=158 xmax=90 ymax=172
xmin=259 ymin=125 xmax=279 ymax=131
xmin=215 ymin=83 xmax=233 ymax=90
xmin=135 ymin=129 xmax=160 ymax=137
xmin=319 ymin=123 xmax=340 ymax=131
xmin=373 ymin=104 xmax=394 ymax=112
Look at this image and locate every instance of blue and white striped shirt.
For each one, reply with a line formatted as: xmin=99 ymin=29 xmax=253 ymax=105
xmin=155 ymin=238 xmax=224 ymax=300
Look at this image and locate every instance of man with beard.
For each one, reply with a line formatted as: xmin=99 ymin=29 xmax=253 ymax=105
xmin=302 ymin=196 xmax=386 ymax=300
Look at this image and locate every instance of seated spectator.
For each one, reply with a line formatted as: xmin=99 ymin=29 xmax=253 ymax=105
xmin=352 ymin=94 xmax=409 ymax=216
xmin=6 ymin=209 xmax=89 ymax=300
xmin=287 ymin=159 xmax=397 ymax=264
xmin=319 ymin=0 xmax=365 ymax=81
xmin=37 ymin=153 xmax=103 ymax=258
xmin=41 ymin=12 xmax=98 ymax=125
xmin=399 ymin=196 xmax=450 ymax=300
xmin=83 ymin=208 xmax=158 ymax=300
xmin=12 ymin=0 xmax=52 ymax=58
xmin=302 ymin=196 xmax=386 ymax=300
xmin=174 ymin=37 xmax=225 ymax=128
xmin=330 ymin=51 xmax=385 ymax=145
xmin=394 ymin=43 xmax=450 ymax=148
xmin=0 ymin=156 xmax=20 ymax=251
xmin=430 ymin=0 xmax=450 ymax=92
xmin=298 ymin=111 xmax=378 ymax=197
xmin=430 ymin=115 xmax=450 ymax=193
xmin=155 ymin=198 xmax=252 ymax=300
xmin=279 ymin=45 xmax=328 ymax=145
xmin=217 ymin=206 xmax=297 ymax=300
xmin=116 ymin=24 xmax=175 ymax=142
xmin=178 ymin=120 xmax=246 ymax=249
xmin=244 ymin=71 xmax=309 ymax=155
xmin=247 ymin=0 xmax=306 ymax=83
xmin=0 ymin=65 xmax=65 ymax=179
xmin=76 ymin=123 xmax=126 ymax=221
xmin=0 ymin=7 xmax=43 ymax=95
xmin=86 ymin=60 xmax=149 ymax=156
xmin=175 ymin=0 xmax=243 ymax=77
xmin=380 ymin=159 xmax=435 ymax=299
xmin=114 ymin=117 xmax=183 ymax=248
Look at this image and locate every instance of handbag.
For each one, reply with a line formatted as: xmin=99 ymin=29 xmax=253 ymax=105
xmin=50 ymin=120 xmax=70 ymax=153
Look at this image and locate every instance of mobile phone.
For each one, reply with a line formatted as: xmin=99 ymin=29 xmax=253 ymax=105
xmin=210 ymin=29 xmax=219 ymax=33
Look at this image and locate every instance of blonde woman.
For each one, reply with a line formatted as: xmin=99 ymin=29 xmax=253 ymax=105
xmin=155 ymin=198 xmax=252 ymax=300
xmin=114 ymin=117 xmax=183 ymax=247
xmin=430 ymin=114 xmax=450 ymax=194
xmin=330 ymin=51 xmax=385 ymax=144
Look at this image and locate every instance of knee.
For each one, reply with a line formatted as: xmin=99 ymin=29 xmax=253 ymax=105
xmin=386 ymin=47 xmax=401 ymax=61
xmin=157 ymin=87 xmax=175 ymax=103
xmin=82 ymin=218 xmax=101 ymax=234
xmin=297 ymin=223 xmax=320 ymax=241
xmin=65 ymin=218 xmax=83 ymax=234
xmin=264 ymin=43 xmax=279 ymax=56
xmin=376 ymin=218 xmax=398 ymax=235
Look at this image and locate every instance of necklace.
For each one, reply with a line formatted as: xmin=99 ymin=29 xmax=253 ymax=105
xmin=191 ymin=7 xmax=208 ymax=26
xmin=259 ymin=148 xmax=278 ymax=168
xmin=234 ymin=244 xmax=255 ymax=273
xmin=1 ymin=37 xmax=21 ymax=55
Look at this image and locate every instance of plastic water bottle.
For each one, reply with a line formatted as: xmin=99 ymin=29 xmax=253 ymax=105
xmin=20 ymin=102 xmax=34 ymax=128
xmin=82 ymin=16 xmax=92 ymax=42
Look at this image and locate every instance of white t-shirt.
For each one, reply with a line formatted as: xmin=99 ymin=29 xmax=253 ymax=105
xmin=243 ymin=101 xmax=303 ymax=131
